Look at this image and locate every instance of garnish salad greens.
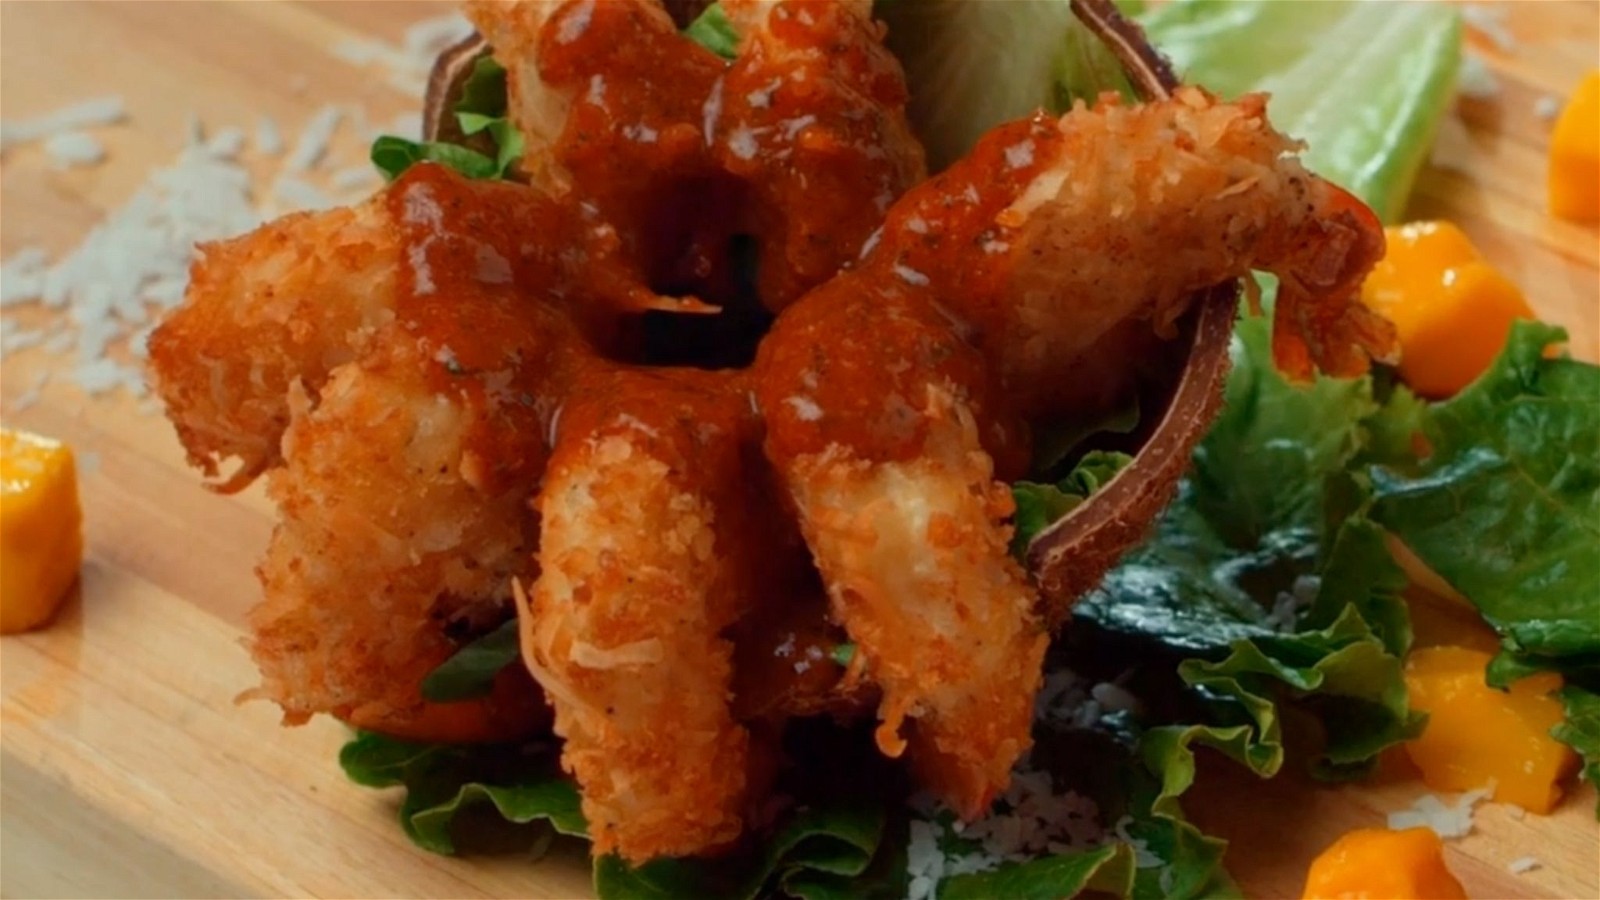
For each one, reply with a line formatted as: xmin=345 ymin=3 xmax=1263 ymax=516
xmin=347 ymin=1 xmax=1600 ymax=897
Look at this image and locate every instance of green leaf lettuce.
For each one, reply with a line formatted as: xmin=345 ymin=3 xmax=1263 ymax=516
xmin=1369 ymin=321 xmax=1600 ymax=807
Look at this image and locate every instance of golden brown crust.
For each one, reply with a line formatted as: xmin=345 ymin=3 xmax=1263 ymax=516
xmin=145 ymin=0 xmax=1398 ymax=867
xmin=520 ymin=368 xmax=773 ymax=860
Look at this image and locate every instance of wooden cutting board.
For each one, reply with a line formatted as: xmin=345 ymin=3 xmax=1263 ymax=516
xmin=1 ymin=2 xmax=1596 ymax=897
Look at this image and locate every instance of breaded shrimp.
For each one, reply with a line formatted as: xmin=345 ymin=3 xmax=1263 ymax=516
xmin=756 ymin=87 xmax=1390 ymax=818
xmin=715 ymin=0 xmax=926 ymax=309
xmin=255 ymin=336 xmax=551 ymax=741
xmin=518 ymin=365 xmax=773 ymax=860
xmin=147 ymin=165 xmax=626 ymax=488
xmin=147 ymin=199 xmax=400 ymax=487
xmin=469 ymin=0 xmax=924 ymax=310
xmin=756 ymin=280 xmax=1046 ymax=818
xmin=866 ymin=86 xmax=1392 ymax=420
xmin=465 ymin=0 xmax=736 ymax=308
xmin=463 ymin=0 xmax=720 ymax=198
xmin=149 ymin=0 xmax=1401 ymax=857
xmin=151 ymin=165 xmax=603 ymax=742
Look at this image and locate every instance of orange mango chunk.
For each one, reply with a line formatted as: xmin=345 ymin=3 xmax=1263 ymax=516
xmin=1403 ymin=646 xmax=1578 ymax=813
xmin=1360 ymin=221 xmax=1535 ymax=398
xmin=1 ymin=428 xmax=83 ymax=634
xmin=1302 ymin=827 xmax=1466 ymax=900
xmin=1548 ymin=69 xmax=1599 ymax=220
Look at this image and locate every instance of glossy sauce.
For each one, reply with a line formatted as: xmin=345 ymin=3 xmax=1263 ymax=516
xmin=754 ymin=117 xmax=1068 ymax=477
xmin=716 ymin=0 xmax=925 ymax=309
xmin=381 ymin=3 xmax=1058 ymax=743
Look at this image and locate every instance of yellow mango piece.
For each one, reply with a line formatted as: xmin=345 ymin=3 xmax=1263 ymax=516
xmin=1302 ymin=827 xmax=1466 ymax=900
xmin=1403 ymin=646 xmax=1578 ymax=814
xmin=1 ymin=428 xmax=83 ymax=634
xmin=1548 ymin=70 xmax=1599 ymax=221
xmin=1360 ymin=221 xmax=1536 ymax=399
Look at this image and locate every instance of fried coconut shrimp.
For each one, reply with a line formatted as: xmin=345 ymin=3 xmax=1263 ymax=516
xmin=151 ymin=0 xmax=1397 ymax=868
xmin=868 ymin=86 xmax=1393 ymax=421
xmin=150 ymin=165 xmax=609 ymax=740
xmin=466 ymin=0 xmax=925 ymax=311
xmin=713 ymin=0 xmax=926 ymax=309
xmin=756 ymin=86 xmax=1392 ymax=816
xmin=147 ymin=199 xmax=400 ymax=487
xmin=257 ymin=334 xmax=553 ymax=740
xmin=464 ymin=0 xmax=730 ymax=307
xmin=519 ymin=366 xmax=792 ymax=858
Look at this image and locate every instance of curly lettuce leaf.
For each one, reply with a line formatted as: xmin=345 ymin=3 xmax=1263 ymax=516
xmin=339 ymin=732 xmax=583 ymax=855
xmin=926 ymin=719 xmax=1238 ymax=900
xmin=1125 ymin=728 xmax=1248 ymax=900
xmin=595 ymin=725 xmax=903 ymax=900
xmin=941 ymin=844 xmax=1137 ymax=900
xmin=1554 ymin=686 xmax=1600 ymax=799
xmin=372 ymin=136 xmax=500 ymax=181
xmin=1372 ymin=322 xmax=1600 ymax=664
xmin=978 ymin=309 xmax=1425 ymax=896
xmin=1076 ymin=312 xmax=1420 ymax=781
xmin=1140 ymin=0 xmax=1461 ymax=222
xmin=594 ymin=798 xmax=886 ymax=900
xmin=457 ymin=55 xmax=508 ymax=113
xmin=341 ymin=724 xmax=904 ymax=900
xmin=458 ymin=112 xmax=526 ymax=177
xmin=1367 ymin=321 xmax=1600 ymax=805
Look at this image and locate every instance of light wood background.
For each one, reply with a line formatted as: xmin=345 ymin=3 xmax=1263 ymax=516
xmin=1 ymin=2 xmax=1596 ymax=898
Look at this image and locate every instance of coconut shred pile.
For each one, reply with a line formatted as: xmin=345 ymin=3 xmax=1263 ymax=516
xmin=0 ymin=13 xmax=472 ymax=413
xmin=903 ymin=668 xmax=1158 ymax=900
xmin=905 ymin=763 xmax=1107 ymax=900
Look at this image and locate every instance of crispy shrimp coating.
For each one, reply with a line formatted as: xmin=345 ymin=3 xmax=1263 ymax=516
xmin=468 ymin=0 xmax=924 ymax=310
xmin=715 ymin=0 xmax=926 ymax=309
xmin=868 ymin=86 xmax=1392 ymax=421
xmin=256 ymin=336 xmax=552 ymax=740
xmin=147 ymin=200 xmax=399 ymax=486
xmin=465 ymin=0 xmax=733 ymax=309
xmin=756 ymin=279 xmax=1045 ymax=818
xmin=150 ymin=165 xmax=598 ymax=742
xmin=519 ymin=366 xmax=776 ymax=860
xmin=152 ymin=2 xmax=1401 ymax=859
xmin=463 ymin=0 xmax=718 ymax=199
xmin=756 ymin=87 xmax=1391 ymax=818
xmin=147 ymin=166 xmax=625 ymax=487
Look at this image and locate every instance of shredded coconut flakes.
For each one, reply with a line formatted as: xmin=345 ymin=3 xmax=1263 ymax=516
xmin=285 ymin=105 xmax=342 ymax=173
xmin=1 ymin=96 xmax=387 ymax=403
xmin=1458 ymin=53 xmax=1501 ymax=100
xmin=255 ymin=114 xmax=285 ymax=155
xmin=1507 ymin=856 xmax=1541 ymax=875
xmin=1387 ymin=785 xmax=1495 ymax=839
xmin=0 ymin=95 xmax=127 ymax=150
xmin=43 ymin=131 xmax=106 ymax=168
xmin=906 ymin=756 xmax=1105 ymax=898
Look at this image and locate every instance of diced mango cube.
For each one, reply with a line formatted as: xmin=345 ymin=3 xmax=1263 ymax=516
xmin=1548 ymin=70 xmax=1599 ymax=221
xmin=1 ymin=428 xmax=82 ymax=633
xmin=1360 ymin=221 xmax=1535 ymax=399
xmin=1302 ymin=827 xmax=1466 ymax=900
xmin=1403 ymin=646 xmax=1578 ymax=814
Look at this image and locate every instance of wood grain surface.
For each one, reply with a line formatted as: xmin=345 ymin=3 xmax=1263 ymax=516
xmin=1 ymin=2 xmax=1596 ymax=898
